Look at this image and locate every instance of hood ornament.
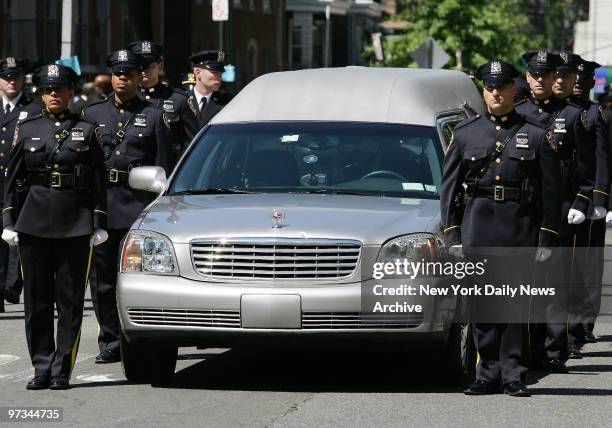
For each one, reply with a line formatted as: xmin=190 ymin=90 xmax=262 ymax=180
xmin=272 ymin=209 xmax=286 ymax=228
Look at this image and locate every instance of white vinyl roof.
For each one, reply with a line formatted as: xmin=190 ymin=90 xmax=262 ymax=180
xmin=211 ymin=66 xmax=485 ymax=127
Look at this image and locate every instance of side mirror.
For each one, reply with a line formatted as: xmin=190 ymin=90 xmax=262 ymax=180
xmin=128 ymin=166 xmax=167 ymax=194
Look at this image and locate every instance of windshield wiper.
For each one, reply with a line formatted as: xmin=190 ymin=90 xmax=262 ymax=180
xmin=171 ymin=188 xmax=255 ymax=195
xmin=291 ymin=189 xmax=383 ymax=196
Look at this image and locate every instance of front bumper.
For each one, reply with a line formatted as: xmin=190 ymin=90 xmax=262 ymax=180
xmin=117 ymin=273 xmax=457 ymax=348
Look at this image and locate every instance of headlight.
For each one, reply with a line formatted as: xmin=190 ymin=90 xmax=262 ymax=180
xmin=121 ymin=230 xmax=178 ymax=274
xmin=375 ymin=233 xmax=445 ymax=278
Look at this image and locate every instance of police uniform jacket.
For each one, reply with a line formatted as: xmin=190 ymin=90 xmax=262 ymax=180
xmin=82 ymin=95 xmax=171 ymax=229
xmin=0 ymin=93 xmax=40 ymax=207
xmin=440 ymin=111 xmax=562 ymax=249
xmin=2 ymin=110 xmax=107 ymax=238
xmin=515 ymin=97 xmax=594 ymax=217
xmin=139 ymin=83 xmax=198 ymax=154
xmin=570 ymin=96 xmax=610 ymax=211
xmin=188 ymin=90 xmax=226 ymax=129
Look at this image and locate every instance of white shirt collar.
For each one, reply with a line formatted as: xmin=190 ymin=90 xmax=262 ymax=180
xmin=2 ymin=92 xmax=22 ymax=113
xmin=193 ymin=87 xmax=212 ymax=109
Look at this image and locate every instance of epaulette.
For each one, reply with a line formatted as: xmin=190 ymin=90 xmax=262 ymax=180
xmin=17 ymin=113 xmax=43 ymax=127
xmin=85 ymin=96 xmax=112 ymax=110
xmin=77 ymin=115 xmax=97 ymax=126
xmin=452 ymin=115 xmax=480 ymax=131
xmin=514 ymin=99 xmax=528 ymax=107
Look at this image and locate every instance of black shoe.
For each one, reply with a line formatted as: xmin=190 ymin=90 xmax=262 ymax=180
xmin=26 ymin=375 xmax=50 ymax=390
xmin=503 ymin=381 xmax=530 ymax=397
xmin=464 ymin=379 xmax=499 ymax=395
xmin=584 ymin=332 xmax=597 ymax=343
xmin=4 ymin=289 xmax=20 ymax=304
xmin=546 ymin=358 xmax=569 ymax=374
xmin=95 ymin=349 xmax=121 ymax=364
xmin=568 ymin=346 xmax=582 ymax=359
xmin=0 ymin=296 xmax=4 ymax=313
xmin=49 ymin=377 xmax=70 ymax=390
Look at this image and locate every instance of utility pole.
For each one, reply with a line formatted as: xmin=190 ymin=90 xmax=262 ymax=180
xmin=60 ymin=0 xmax=73 ymax=57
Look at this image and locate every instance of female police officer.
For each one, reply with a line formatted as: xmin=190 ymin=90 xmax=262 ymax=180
xmin=1 ymin=64 xmax=108 ymax=390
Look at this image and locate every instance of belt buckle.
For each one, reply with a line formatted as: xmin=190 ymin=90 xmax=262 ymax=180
xmin=50 ymin=172 xmax=61 ymax=188
xmin=493 ymin=185 xmax=504 ymax=201
xmin=109 ymin=169 xmax=119 ymax=183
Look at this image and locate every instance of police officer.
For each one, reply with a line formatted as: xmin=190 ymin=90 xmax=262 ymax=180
xmin=128 ymin=40 xmax=198 ymax=162
xmin=515 ymin=50 xmax=595 ymax=373
xmin=441 ymin=61 xmax=562 ymax=397
xmin=187 ymin=50 xmax=232 ymax=129
xmin=569 ymin=59 xmax=610 ymax=347
xmin=0 ymin=57 xmax=39 ymax=311
xmin=1 ymin=64 xmax=108 ymax=389
xmin=83 ymin=50 xmax=172 ymax=364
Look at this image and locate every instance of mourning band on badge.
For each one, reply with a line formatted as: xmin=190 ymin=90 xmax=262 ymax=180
xmin=71 ymin=128 xmax=85 ymax=141
xmin=515 ymin=133 xmax=529 ymax=149
xmin=134 ymin=114 xmax=147 ymax=127
xmin=554 ymin=118 xmax=566 ymax=133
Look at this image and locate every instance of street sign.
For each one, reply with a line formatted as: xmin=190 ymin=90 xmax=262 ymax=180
xmin=594 ymin=67 xmax=608 ymax=94
xmin=371 ymin=33 xmax=384 ymax=62
xmin=212 ymin=0 xmax=229 ymax=22
xmin=411 ymin=37 xmax=450 ymax=69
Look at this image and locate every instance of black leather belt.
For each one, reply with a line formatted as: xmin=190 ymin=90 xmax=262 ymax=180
xmin=466 ymin=185 xmax=521 ymax=202
xmin=28 ymin=172 xmax=76 ymax=189
xmin=107 ymin=168 xmax=129 ymax=185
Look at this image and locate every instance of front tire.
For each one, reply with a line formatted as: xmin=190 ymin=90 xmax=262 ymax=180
xmin=121 ymin=331 xmax=177 ymax=383
xmin=443 ymin=322 xmax=476 ymax=385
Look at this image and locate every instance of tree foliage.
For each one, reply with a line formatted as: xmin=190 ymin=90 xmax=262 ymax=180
xmin=372 ymin=0 xmax=544 ymax=72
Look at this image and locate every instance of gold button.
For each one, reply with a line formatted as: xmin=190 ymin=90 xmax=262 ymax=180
xmin=116 ymin=150 xmax=121 ymax=155
xmin=138 ymin=133 xmax=143 ymax=137
xmin=53 ymin=164 xmax=59 ymax=169
xmin=495 ymin=175 xmax=501 ymax=181
xmin=120 ymin=109 xmax=125 ymax=113
xmin=495 ymin=158 xmax=501 ymax=164
xmin=55 ymin=122 xmax=60 ymax=126
xmin=145 ymin=95 xmax=150 ymax=100
xmin=496 ymin=141 xmax=501 ymax=147
xmin=118 ymin=122 xmax=123 ymax=128
xmin=54 ymin=134 xmax=60 ymax=139
xmin=0 ymin=166 xmax=4 ymax=170
xmin=538 ymin=109 xmax=543 ymax=113
xmin=1 ymin=140 xmax=5 ymax=145
xmin=471 ymin=156 xmax=475 ymax=161
xmin=30 ymin=147 xmax=35 ymax=152
xmin=1 ymin=127 xmax=6 ymax=131
xmin=559 ymin=141 xmax=563 ymax=145
xmin=0 ymin=153 xmax=4 ymax=157
xmin=76 ymin=148 xmax=80 ymax=152
xmin=495 ymin=126 xmax=501 ymax=131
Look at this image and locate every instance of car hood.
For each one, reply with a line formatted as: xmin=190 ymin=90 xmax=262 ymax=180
xmin=138 ymin=194 xmax=441 ymax=246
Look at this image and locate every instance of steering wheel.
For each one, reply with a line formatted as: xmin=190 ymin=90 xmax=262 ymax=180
xmin=360 ymin=170 xmax=406 ymax=181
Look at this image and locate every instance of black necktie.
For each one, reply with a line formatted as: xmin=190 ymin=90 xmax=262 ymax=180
xmin=199 ymin=97 xmax=207 ymax=121
xmin=5 ymin=104 xmax=10 ymax=115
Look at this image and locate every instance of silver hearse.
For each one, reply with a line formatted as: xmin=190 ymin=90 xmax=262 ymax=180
xmin=117 ymin=67 xmax=485 ymax=383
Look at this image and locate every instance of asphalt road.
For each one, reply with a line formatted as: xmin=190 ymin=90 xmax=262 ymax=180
xmin=1 ymin=243 xmax=612 ymax=427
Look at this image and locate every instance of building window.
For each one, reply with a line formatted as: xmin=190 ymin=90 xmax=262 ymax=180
xmin=74 ymin=0 xmax=109 ymax=73
xmin=262 ymin=0 xmax=271 ymax=13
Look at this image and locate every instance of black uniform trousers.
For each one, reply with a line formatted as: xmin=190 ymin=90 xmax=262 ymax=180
xmin=567 ymin=219 xmax=605 ymax=345
xmin=19 ymin=233 xmax=92 ymax=379
xmin=469 ymin=255 xmax=530 ymax=386
xmin=0 ymin=219 xmax=9 ymax=296
xmin=90 ymin=228 xmax=127 ymax=354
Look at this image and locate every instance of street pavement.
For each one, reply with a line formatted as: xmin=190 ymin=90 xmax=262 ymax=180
xmin=2 ymin=239 xmax=612 ymax=427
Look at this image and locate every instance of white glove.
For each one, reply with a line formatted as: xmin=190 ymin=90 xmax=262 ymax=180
xmin=589 ymin=205 xmax=607 ymax=220
xmin=606 ymin=211 xmax=612 ymax=226
xmin=89 ymin=228 xmax=108 ymax=247
xmin=568 ymin=209 xmax=586 ymax=225
xmin=1 ymin=228 xmax=18 ymax=246
xmin=535 ymin=247 xmax=552 ymax=262
xmin=449 ymin=244 xmax=464 ymax=258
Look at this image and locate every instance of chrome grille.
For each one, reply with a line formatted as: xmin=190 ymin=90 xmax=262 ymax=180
xmin=302 ymin=312 xmax=423 ymax=329
xmin=191 ymin=239 xmax=361 ymax=280
xmin=127 ymin=308 xmax=240 ymax=328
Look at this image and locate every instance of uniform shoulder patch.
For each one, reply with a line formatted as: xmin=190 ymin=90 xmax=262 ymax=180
xmin=187 ymin=95 xmax=197 ymax=116
xmin=545 ymin=129 xmax=557 ymax=152
xmin=452 ymin=115 xmax=480 ymax=131
xmin=514 ymin=99 xmax=528 ymax=107
xmin=599 ymin=105 xmax=608 ymax=123
xmin=162 ymin=112 xmax=171 ymax=129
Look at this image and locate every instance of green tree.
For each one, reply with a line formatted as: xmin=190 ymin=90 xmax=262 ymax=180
xmin=372 ymin=0 xmax=544 ymax=72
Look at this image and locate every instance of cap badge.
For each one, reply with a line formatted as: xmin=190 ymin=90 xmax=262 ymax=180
xmin=217 ymin=51 xmax=225 ymax=62
xmin=537 ymin=51 xmax=547 ymax=63
xmin=142 ymin=41 xmax=151 ymax=54
xmin=6 ymin=57 xmax=16 ymax=68
xmin=578 ymin=63 xmax=584 ymax=71
xmin=560 ymin=52 xmax=569 ymax=64
xmin=118 ymin=50 xmax=129 ymax=62
xmin=47 ymin=65 xmax=60 ymax=78
xmin=491 ymin=61 xmax=502 ymax=75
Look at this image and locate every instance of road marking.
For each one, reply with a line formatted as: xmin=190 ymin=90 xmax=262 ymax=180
xmin=75 ymin=374 xmax=119 ymax=382
xmin=0 ymin=355 xmax=19 ymax=366
xmin=0 ymin=353 xmax=95 ymax=383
